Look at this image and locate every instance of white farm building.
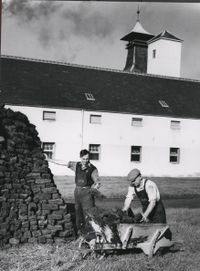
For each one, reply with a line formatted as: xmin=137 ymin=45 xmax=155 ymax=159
xmin=1 ymin=16 xmax=200 ymax=177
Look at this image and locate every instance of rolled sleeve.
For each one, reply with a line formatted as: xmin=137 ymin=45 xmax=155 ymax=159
xmin=122 ymin=186 xmax=135 ymax=211
xmin=68 ymin=161 xmax=77 ymax=172
xmin=91 ymin=169 xmax=101 ymax=188
xmin=91 ymin=169 xmax=99 ymax=182
xmin=146 ymin=182 xmax=159 ymax=202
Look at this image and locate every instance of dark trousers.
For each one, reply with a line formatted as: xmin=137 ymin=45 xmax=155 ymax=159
xmin=74 ymin=187 xmax=95 ymax=234
xmin=143 ymin=200 xmax=167 ymax=223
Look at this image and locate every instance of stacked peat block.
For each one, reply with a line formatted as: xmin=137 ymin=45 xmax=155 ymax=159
xmin=0 ymin=108 xmax=75 ymax=248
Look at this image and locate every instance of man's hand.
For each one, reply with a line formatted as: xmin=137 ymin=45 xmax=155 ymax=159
xmin=140 ymin=214 xmax=150 ymax=223
xmin=119 ymin=209 xmax=127 ymax=216
xmin=90 ymin=188 xmax=106 ymax=199
xmin=93 ymin=183 xmax=101 ymax=190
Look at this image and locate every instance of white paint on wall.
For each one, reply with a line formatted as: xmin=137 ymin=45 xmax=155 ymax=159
xmin=5 ymin=105 xmax=82 ymax=176
xmin=5 ymin=104 xmax=200 ymax=177
xmin=147 ymin=39 xmax=182 ymax=77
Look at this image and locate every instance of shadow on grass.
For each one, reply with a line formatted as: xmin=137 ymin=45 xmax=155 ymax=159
xmin=96 ymin=245 xmax=183 ymax=259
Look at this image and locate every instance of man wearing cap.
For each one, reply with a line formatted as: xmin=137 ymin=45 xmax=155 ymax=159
xmin=122 ymin=168 xmax=166 ymax=223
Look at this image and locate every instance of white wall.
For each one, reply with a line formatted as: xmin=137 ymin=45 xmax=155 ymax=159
xmin=5 ymin=105 xmax=82 ymax=176
xmin=147 ymin=39 xmax=182 ymax=77
xmin=82 ymin=111 xmax=200 ymax=177
xmin=6 ymin=105 xmax=200 ymax=177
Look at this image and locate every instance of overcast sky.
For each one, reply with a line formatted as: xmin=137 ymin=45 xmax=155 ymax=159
xmin=2 ymin=1 xmax=200 ymax=80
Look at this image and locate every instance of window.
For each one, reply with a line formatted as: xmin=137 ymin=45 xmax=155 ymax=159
xmin=43 ymin=111 xmax=56 ymax=121
xmin=89 ymin=144 xmax=101 ymax=160
xmin=131 ymin=117 xmax=143 ymax=127
xmin=169 ymin=147 xmax=180 ymax=163
xmin=42 ymin=142 xmax=55 ymax=159
xmin=171 ymin=120 xmax=181 ymax=130
xmin=153 ymin=49 xmax=156 ymax=58
xmin=131 ymin=146 xmax=142 ymax=162
xmin=90 ymin=115 xmax=102 ymax=124
xmin=85 ymin=93 xmax=95 ymax=101
xmin=159 ymin=100 xmax=169 ymax=108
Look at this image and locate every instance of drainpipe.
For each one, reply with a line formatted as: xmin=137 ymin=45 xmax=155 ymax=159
xmin=0 ymin=0 xmax=2 ymax=105
xmin=0 ymin=0 xmax=2 ymax=57
xmin=81 ymin=109 xmax=84 ymax=148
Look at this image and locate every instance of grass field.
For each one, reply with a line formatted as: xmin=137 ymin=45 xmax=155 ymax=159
xmin=0 ymin=208 xmax=200 ymax=271
xmin=54 ymin=175 xmax=200 ymax=200
xmin=0 ymin=176 xmax=200 ymax=271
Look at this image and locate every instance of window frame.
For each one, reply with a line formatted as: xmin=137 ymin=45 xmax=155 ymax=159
xmin=131 ymin=145 xmax=142 ymax=162
xmin=153 ymin=49 xmax=156 ymax=58
xmin=42 ymin=142 xmax=55 ymax=159
xmin=169 ymin=147 xmax=180 ymax=164
xmin=159 ymin=100 xmax=169 ymax=108
xmin=131 ymin=117 xmax=143 ymax=127
xmin=43 ymin=111 xmax=56 ymax=121
xmin=85 ymin=93 xmax=95 ymax=101
xmin=89 ymin=144 xmax=101 ymax=161
xmin=170 ymin=120 xmax=181 ymax=130
xmin=90 ymin=114 xmax=102 ymax=124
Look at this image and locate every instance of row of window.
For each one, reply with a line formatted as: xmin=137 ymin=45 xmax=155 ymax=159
xmin=43 ymin=111 xmax=181 ymax=129
xmin=42 ymin=142 xmax=180 ymax=164
xmin=130 ymin=146 xmax=180 ymax=163
xmin=90 ymin=115 xmax=181 ymax=129
xmin=42 ymin=143 xmax=101 ymax=160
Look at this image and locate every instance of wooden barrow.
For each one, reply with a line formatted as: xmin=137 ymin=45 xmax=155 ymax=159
xmin=79 ymin=223 xmax=175 ymax=258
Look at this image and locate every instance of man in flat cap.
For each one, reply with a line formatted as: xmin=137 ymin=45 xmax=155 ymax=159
xmin=122 ymin=168 xmax=166 ymax=223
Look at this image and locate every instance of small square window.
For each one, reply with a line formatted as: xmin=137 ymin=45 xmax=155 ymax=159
xmin=89 ymin=144 xmax=101 ymax=160
xmin=42 ymin=142 xmax=55 ymax=159
xmin=131 ymin=117 xmax=143 ymax=127
xmin=171 ymin=120 xmax=181 ymax=130
xmin=153 ymin=49 xmax=156 ymax=58
xmin=43 ymin=111 xmax=56 ymax=121
xmin=85 ymin=93 xmax=95 ymax=101
xmin=159 ymin=100 xmax=169 ymax=108
xmin=131 ymin=146 xmax=142 ymax=162
xmin=90 ymin=115 xmax=102 ymax=124
xmin=170 ymin=147 xmax=180 ymax=163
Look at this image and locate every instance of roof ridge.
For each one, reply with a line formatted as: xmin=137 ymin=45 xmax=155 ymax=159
xmin=1 ymin=54 xmax=200 ymax=84
xmin=149 ymin=29 xmax=183 ymax=43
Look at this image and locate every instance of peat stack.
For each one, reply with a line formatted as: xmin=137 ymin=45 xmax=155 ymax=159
xmin=0 ymin=108 xmax=75 ymax=248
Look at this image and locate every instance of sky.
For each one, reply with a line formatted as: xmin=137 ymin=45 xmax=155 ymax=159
xmin=1 ymin=1 xmax=200 ymax=80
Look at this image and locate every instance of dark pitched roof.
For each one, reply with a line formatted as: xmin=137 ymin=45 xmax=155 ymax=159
xmin=121 ymin=21 xmax=154 ymax=42
xmin=121 ymin=32 xmax=154 ymax=42
xmin=1 ymin=56 xmax=200 ymax=119
xmin=148 ymin=30 xmax=183 ymax=44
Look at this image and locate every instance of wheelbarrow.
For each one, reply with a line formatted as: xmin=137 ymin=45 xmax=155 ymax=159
xmin=79 ymin=222 xmax=175 ymax=258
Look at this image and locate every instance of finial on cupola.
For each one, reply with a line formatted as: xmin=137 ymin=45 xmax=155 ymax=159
xmin=137 ymin=6 xmax=140 ymax=22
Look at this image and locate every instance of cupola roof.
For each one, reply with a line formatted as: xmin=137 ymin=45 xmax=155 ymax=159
xmin=121 ymin=9 xmax=154 ymax=42
xmin=148 ymin=30 xmax=183 ymax=44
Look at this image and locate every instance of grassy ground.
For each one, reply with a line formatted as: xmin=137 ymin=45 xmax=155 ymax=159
xmin=54 ymin=175 xmax=200 ymax=200
xmin=1 ymin=208 xmax=200 ymax=271
xmin=1 ymin=177 xmax=200 ymax=270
